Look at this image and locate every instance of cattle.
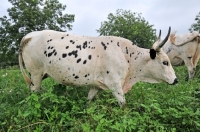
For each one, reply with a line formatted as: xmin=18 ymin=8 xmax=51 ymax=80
xmin=19 ymin=27 xmax=177 ymax=106
xmin=162 ymin=31 xmax=200 ymax=79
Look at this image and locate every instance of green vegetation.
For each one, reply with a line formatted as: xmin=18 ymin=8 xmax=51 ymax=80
xmin=0 ymin=66 xmax=200 ymax=131
xmin=189 ymin=11 xmax=200 ymax=33
xmin=0 ymin=1 xmax=200 ymax=131
xmin=97 ymin=9 xmax=157 ymax=48
xmin=0 ymin=0 xmax=74 ymax=63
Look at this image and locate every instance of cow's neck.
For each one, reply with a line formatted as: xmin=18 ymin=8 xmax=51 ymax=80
xmin=122 ymin=46 xmax=152 ymax=93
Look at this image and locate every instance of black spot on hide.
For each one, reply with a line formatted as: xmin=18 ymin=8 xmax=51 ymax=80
xmin=62 ymin=53 xmax=67 ymax=58
xmin=117 ymin=42 xmax=120 ymax=47
xmin=150 ymin=49 xmax=156 ymax=59
xmin=61 ymin=37 xmax=64 ymax=39
xmin=88 ymin=55 xmax=92 ymax=60
xmin=77 ymin=58 xmax=81 ymax=63
xmin=126 ymin=47 xmax=128 ymax=54
xmin=76 ymin=45 xmax=82 ymax=50
xmin=83 ymin=60 xmax=87 ymax=64
xmin=47 ymin=39 xmax=52 ymax=42
xmin=166 ymin=48 xmax=172 ymax=54
xmin=107 ymin=71 xmax=109 ymax=74
xmin=74 ymin=76 xmax=79 ymax=79
xmin=66 ymin=46 xmax=69 ymax=49
xmin=83 ymin=41 xmax=87 ymax=49
xmin=101 ymin=42 xmax=107 ymax=50
xmin=68 ymin=50 xmax=78 ymax=58
xmin=70 ymin=40 xmax=75 ymax=44
xmin=48 ymin=49 xmax=56 ymax=57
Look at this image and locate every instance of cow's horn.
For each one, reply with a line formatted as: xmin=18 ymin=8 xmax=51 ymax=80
xmin=158 ymin=27 xmax=171 ymax=48
xmin=157 ymin=30 xmax=161 ymax=40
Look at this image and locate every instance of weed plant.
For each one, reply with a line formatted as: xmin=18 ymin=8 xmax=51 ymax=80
xmin=0 ymin=66 xmax=200 ymax=131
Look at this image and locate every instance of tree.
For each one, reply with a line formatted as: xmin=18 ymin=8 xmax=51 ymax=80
xmin=189 ymin=12 xmax=200 ymax=33
xmin=97 ymin=9 xmax=157 ymax=48
xmin=0 ymin=0 xmax=75 ymax=63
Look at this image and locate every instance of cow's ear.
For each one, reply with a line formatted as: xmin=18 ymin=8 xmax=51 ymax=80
xmin=150 ymin=49 xmax=156 ymax=59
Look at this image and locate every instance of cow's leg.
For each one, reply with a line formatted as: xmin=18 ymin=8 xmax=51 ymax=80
xmin=189 ymin=69 xmax=195 ymax=79
xmin=187 ymin=66 xmax=195 ymax=79
xmin=30 ymin=72 xmax=43 ymax=92
xmin=192 ymin=44 xmax=200 ymax=68
xmin=110 ymin=86 xmax=126 ymax=106
xmin=184 ymin=59 xmax=195 ymax=79
xmin=87 ymin=87 xmax=99 ymax=103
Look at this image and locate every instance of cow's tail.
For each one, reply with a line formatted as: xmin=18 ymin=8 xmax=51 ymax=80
xmin=19 ymin=38 xmax=31 ymax=86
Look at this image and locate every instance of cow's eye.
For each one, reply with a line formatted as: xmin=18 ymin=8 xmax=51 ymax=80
xmin=163 ymin=61 xmax=168 ymax=66
xmin=187 ymin=56 xmax=192 ymax=59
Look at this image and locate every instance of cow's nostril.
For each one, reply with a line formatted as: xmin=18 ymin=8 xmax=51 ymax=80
xmin=173 ymin=78 xmax=178 ymax=84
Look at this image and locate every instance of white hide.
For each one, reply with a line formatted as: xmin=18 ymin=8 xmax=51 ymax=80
xmin=19 ymin=30 xmax=177 ymax=106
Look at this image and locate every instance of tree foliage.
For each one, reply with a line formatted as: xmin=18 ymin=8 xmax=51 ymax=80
xmin=97 ymin=9 xmax=157 ymax=48
xmin=0 ymin=0 xmax=75 ymax=63
xmin=189 ymin=12 xmax=200 ymax=33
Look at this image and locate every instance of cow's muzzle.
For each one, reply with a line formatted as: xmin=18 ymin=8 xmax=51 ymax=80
xmin=171 ymin=78 xmax=178 ymax=85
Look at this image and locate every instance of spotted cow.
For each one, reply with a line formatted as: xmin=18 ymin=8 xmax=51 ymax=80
xmin=162 ymin=31 xmax=200 ymax=79
xmin=19 ymin=27 xmax=177 ymax=106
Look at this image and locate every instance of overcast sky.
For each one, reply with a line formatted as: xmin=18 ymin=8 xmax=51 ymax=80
xmin=0 ymin=0 xmax=199 ymax=38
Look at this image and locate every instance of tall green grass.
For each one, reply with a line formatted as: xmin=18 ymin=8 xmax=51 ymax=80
xmin=0 ymin=66 xmax=200 ymax=131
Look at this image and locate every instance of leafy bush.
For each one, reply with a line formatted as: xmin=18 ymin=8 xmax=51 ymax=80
xmin=0 ymin=66 xmax=200 ymax=131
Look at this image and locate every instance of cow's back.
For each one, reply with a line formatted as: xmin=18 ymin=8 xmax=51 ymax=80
xmin=21 ymin=30 xmax=129 ymax=88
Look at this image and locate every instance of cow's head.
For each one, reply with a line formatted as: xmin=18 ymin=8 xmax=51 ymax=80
xmin=145 ymin=27 xmax=177 ymax=84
